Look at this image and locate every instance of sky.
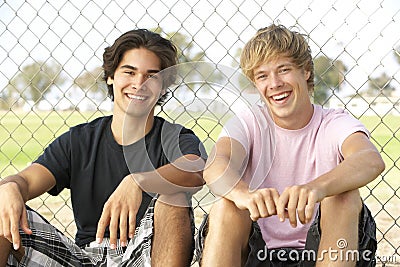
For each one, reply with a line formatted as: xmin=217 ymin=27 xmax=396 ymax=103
xmin=0 ymin=0 xmax=399 ymax=100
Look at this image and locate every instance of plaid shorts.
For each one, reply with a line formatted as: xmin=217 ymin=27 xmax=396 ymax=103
xmin=7 ymin=198 xmax=157 ymax=267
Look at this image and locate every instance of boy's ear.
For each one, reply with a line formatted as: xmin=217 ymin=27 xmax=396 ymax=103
xmin=107 ymin=77 xmax=113 ymax=85
xmin=304 ymin=70 xmax=311 ymax=81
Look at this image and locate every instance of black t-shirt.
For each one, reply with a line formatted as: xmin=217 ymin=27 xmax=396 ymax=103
xmin=34 ymin=115 xmax=206 ymax=246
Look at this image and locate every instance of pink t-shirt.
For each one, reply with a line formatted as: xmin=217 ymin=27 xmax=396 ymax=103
xmin=220 ymin=104 xmax=369 ymax=249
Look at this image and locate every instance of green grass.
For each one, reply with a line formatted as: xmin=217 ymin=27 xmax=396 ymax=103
xmin=0 ymin=110 xmax=110 ymax=176
xmin=357 ymin=116 xmax=400 ymax=202
xmin=360 ymin=116 xmax=400 ymax=157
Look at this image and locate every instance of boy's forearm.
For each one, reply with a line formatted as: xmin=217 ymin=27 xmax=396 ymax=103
xmin=204 ymin=156 xmax=246 ymax=199
xmin=0 ymin=175 xmax=29 ymax=202
xmin=133 ymin=171 xmax=203 ymax=195
xmin=205 ymin=168 xmax=241 ymax=198
xmin=133 ymin=155 xmax=205 ymax=195
xmin=204 ymin=137 xmax=249 ymax=198
xmin=309 ymin=148 xmax=385 ymax=198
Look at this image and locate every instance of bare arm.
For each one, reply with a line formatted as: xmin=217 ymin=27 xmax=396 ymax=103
xmin=0 ymin=163 xmax=56 ymax=249
xmin=0 ymin=163 xmax=57 ymax=201
xmin=204 ymin=137 xmax=279 ymax=221
xmin=133 ymin=154 xmax=205 ymax=195
xmin=308 ymin=132 xmax=385 ymax=196
xmin=204 ymin=137 xmax=247 ymax=198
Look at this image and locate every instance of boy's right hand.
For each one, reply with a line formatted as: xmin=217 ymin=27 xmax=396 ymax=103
xmin=231 ymin=186 xmax=280 ymax=221
xmin=96 ymin=174 xmax=142 ymax=249
xmin=0 ymin=182 xmax=32 ymax=250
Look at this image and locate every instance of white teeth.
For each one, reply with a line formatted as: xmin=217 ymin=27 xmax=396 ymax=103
xmin=272 ymin=92 xmax=289 ymax=101
xmin=127 ymin=94 xmax=146 ymax=100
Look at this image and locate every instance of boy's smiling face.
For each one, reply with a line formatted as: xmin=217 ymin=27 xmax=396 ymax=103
xmin=108 ymin=47 xmax=164 ymax=119
xmin=253 ymin=56 xmax=313 ymax=129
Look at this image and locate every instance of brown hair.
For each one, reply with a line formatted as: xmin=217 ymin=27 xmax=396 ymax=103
xmin=102 ymin=29 xmax=178 ymax=104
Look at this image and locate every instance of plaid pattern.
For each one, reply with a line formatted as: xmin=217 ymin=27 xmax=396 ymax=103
xmin=7 ymin=198 xmax=157 ymax=267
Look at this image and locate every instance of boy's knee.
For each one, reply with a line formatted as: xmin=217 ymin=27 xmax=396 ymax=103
xmin=201 ymin=199 xmax=254 ymax=265
xmin=157 ymin=192 xmax=190 ymax=209
xmin=208 ymin=198 xmax=252 ymax=234
xmin=210 ymin=198 xmax=246 ymax=220
xmin=320 ymin=190 xmax=362 ymax=219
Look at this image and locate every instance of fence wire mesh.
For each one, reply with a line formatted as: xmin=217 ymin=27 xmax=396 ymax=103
xmin=0 ymin=0 xmax=399 ymax=265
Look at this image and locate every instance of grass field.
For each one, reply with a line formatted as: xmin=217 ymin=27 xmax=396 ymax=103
xmin=0 ymin=110 xmax=399 ymax=264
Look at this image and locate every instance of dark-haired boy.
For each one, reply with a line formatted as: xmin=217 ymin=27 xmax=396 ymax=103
xmin=0 ymin=29 xmax=206 ymax=266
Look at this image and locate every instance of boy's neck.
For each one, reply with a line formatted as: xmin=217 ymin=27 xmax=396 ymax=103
xmin=111 ymin=113 xmax=155 ymax=145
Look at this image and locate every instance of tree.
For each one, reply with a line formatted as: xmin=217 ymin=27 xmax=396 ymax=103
xmin=0 ymin=86 xmax=17 ymax=110
xmin=74 ymin=66 xmax=106 ymax=99
xmin=162 ymin=30 xmax=205 ymax=63
xmin=154 ymin=28 xmax=217 ymax=94
xmin=367 ymin=73 xmax=395 ymax=95
xmin=231 ymin=47 xmax=257 ymax=94
xmin=8 ymin=60 xmax=66 ymax=106
xmin=313 ymin=55 xmax=347 ymax=105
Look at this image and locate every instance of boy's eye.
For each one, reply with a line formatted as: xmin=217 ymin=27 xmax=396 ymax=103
xmin=147 ymin=73 xmax=159 ymax=79
xmin=256 ymin=74 xmax=267 ymax=80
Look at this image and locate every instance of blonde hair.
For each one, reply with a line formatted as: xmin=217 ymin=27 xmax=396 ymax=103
xmin=240 ymin=24 xmax=314 ymax=92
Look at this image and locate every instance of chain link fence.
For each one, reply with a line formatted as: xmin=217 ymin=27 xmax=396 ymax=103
xmin=0 ymin=0 xmax=399 ymax=265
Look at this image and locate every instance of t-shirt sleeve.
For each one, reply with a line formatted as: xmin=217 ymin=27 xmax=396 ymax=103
xmin=34 ymin=131 xmax=71 ymax=195
xmin=323 ymin=109 xmax=370 ymax=157
xmin=218 ymin=108 xmax=255 ymax=154
xmin=161 ymin=123 xmax=207 ymax=163
xmin=178 ymin=130 xmax=208 ymax=160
